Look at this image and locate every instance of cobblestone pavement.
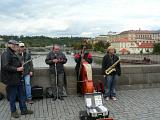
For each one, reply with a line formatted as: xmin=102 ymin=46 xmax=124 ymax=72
xmin=1 ymin=88 xmax=160 ymax=120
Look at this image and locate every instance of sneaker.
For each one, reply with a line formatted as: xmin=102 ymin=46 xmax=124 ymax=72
xmin=27 ymin=99 xmax=33 ymax=104
xmin=21 ymin=109 xmax=33 ymax=115
xmin=11 ymin=111 xmax=19 ymax=118
xmin=111 ymin=97 xmax=117 ymax=101
xmin=105 ymin=97 xmax=109 ymax=101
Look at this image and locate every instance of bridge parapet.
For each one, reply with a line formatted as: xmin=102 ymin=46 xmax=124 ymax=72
xmin=31 ymin=65 xmax=160 ymax=95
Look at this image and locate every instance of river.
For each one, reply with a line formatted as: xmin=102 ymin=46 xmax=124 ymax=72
xmin=32 ymin=54 xmax=99 ymax=68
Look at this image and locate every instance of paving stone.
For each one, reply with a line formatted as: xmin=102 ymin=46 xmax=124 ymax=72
xmin=1 ymin=88 xmax=160 ymax=120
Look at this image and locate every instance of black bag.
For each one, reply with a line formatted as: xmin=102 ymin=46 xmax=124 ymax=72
xmin=31 ymin=86 xmax=43 ymax=99
xmin=46 ymin=87 xmax=53 ymax=98
xmin=95 ymin=80 xmax=104 ymax=94
xmin=79 ymin=110 xmax=90 ymax=120
xmin=0 ymin=93 xmax=4 ymax=100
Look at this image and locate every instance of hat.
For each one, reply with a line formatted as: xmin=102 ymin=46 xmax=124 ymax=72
xmin=8 ymin=40 xmax=19 ymax=45
xmin=19 ymin=42 xmax=25 ymax=47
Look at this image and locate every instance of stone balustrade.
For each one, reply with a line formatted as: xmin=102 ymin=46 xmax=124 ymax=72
xmin=31 ymin=65 xmax=160 ymax=95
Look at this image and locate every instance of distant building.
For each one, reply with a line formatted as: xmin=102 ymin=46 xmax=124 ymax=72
xmin=94 ymin=31 xmax=118 ymax=44
xmin=119 ymin=29 xmax=160 ymax=43
xmin=111 ymin=29 xmax=160 ymax=54
xmin=111 ymin=37 xmax=153 ymax=54
xmin=94 ymin=29 xmax=160 ymax=54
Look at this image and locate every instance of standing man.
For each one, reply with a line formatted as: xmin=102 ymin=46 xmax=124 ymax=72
xmin=74 ymin=41 xmax=92 ymax=95
xmin=18 ymin=42 xmax=34 ymax=104
xmin=102 ymin=46 xmax=121 ymax=101
xmin=1 ymin=40 xmax=33 ymax=118
xmin=45 ymin=44 xmax=67 ymax=101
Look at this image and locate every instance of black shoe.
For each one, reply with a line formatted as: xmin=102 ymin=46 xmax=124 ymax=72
xmin=52 ymin=96 xmax=57 ymax=101
xmin=78 ymin=94 xmax=83 ymax=97
xmin=21 ymin=109 xmax=33 ymax=115
xmin=58 ymin=96 xmax=64 ymax=101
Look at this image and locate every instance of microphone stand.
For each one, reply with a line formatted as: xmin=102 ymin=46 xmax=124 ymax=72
xmin=55 ymin=62 xmax=58 ymax=100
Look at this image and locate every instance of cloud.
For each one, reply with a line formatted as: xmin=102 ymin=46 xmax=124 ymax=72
xmin=0 ymin=0 xmax=160 ymax=37
xmin=0 ymin=18 xmax=70 ymax=35
xmin=81 ymin=32 xmax=93 ymax=37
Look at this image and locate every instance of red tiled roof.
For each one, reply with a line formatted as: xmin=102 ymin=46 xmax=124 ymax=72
xmin=138 ymin=43 xmax=153 ymax=48
xmin=112 ymin=38 xmax=129 ymax=42
xmin=119 ymin=48 xmax=129 ymax=53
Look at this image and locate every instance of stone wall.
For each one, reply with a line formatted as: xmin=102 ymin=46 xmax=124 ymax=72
xmin=31 ymin=65 xmax=160 ymax=95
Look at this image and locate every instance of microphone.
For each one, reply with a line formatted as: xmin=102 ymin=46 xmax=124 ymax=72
xmin=54 ymin=53 xmax=57 ymax=59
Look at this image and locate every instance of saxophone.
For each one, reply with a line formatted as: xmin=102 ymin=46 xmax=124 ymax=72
xmin=105 ymin=59 xmax=120 ymax=75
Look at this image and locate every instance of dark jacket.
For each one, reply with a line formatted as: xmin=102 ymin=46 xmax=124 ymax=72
xmin=102 ymin=53 xmax=121 ymax=76
xmin=45 ymin=51 xmax=67 ymax=74
xmin=18 ymin=52 xmax=33 ymax=76
xmin=74 ymin=51 xmax=92 ymax=72
xmin=1 ymin=48 xmax=22 ymax=86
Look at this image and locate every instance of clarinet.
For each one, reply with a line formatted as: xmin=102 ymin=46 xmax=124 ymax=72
xmin=21 ymin=52 xmax=26 ymax=95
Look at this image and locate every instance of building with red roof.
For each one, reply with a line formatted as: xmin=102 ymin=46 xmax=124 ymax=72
xmin=110 ymin=29 xmax=159 ymax=54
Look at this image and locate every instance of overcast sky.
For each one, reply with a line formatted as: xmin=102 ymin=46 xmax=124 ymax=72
xmin=0 ymin=0 xmax=160 ymax=37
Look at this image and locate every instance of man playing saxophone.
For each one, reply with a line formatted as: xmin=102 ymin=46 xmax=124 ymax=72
xmin=102 ymin=46 xmax=121 ymax=101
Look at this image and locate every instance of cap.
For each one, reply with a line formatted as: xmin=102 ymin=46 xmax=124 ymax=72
xmin=8 ymin=40 xmax=19 ymax=45
xmin=19 ymin=42 xmax=25 ymax=47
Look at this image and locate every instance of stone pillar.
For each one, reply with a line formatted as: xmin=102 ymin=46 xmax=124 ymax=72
xmin=64 ymin=66 xmax=77 ymax=95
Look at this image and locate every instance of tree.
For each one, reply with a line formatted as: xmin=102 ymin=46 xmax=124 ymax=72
xmin=94 ymin=41 xmax=110 ymax=53
xmin=153 ymin=43 xmax=160 ymax=54
xmin=140 ymin=49 xmax=143 ymax=54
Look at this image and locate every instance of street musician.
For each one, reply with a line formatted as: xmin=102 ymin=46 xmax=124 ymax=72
xmin=74 ymin=40 xmax=93 ymax=96
xmin=102 ymin=46 xmax=121 ymax=101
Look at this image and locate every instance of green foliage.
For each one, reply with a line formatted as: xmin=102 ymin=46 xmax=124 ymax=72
xmin=71 ymin=42 xmax=93 ymax=49
xmin=146 ymin=49 xmax=149 ymax=53
xmin=153 ymin=43 xmax=160 ymax=54
xmin=0 ymin=35 xmax=88 ymax=47
xmin=94 ymin=41 xmax=110 ymax=53
xmin=140 ymin=49 xmax=143 ymax=54
xmin=0 ymin=44 xmax=5 ymax=48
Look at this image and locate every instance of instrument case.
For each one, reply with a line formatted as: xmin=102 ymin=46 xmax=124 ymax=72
xmin=31 ymin=86 xmax=43 ymax=99
xmin=79 ymin=92 xmax=110 ymax=120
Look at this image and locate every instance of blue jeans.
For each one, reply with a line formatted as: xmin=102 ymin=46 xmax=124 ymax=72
xmin=104 ymin=74 xmax=118 ymax=98
xmin=24 ymin=74 xmax=32 ymax=99
xmin=7 ymin=84 xmax=27 ymax=112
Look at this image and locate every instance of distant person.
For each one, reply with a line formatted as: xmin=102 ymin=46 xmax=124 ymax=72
xmin=18 ymin=42 xmax=34 ymax=104
xmin=1 ymin=40 xmax=33 ymax=118
xmin=74 ymin=41 xmax=92 ymax=95
xmin=45 ymin=44 xmax=67 ymax=101
xmin=102 ymin=46 xmax=121 ymax=101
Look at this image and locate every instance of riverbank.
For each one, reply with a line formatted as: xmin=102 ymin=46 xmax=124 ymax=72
xmin=92 ymin=52 xmax=160 ymax=64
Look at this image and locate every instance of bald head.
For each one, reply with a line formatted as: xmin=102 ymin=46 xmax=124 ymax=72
xmin=53 ymin=44 xmax=60 ymax=53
